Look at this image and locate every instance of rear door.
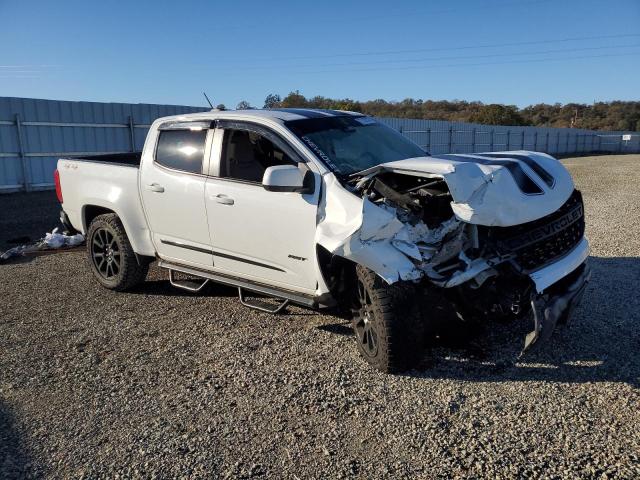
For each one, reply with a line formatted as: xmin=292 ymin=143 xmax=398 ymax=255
xmin=139 ymin=121 xmax=214 ymax=268
xmin=204 ymin=121 xmax=319 ymax=293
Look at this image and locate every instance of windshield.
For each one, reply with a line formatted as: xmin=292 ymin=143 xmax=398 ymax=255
xmin=284 ymin=116 xmax=427 ymax=175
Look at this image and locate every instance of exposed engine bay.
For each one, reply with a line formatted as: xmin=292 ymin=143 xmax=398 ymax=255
xmin=354 ymin=171 xmax=499 ymax=289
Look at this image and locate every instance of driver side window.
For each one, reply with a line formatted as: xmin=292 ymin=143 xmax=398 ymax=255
xmin=220 ymin=128 xmax=296 ymax=183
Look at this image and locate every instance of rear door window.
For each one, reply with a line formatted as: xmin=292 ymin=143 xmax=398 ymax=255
xmin=156 ymin=129 xmax=207 ymax=174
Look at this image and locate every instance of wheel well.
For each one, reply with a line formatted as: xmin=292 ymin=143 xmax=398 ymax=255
xmin=316 ymin=245 xmax=358 ymax=312
xmin=83 ymin=205 xmax=116 ymax=231
xmin=83 ymin=205 xmax=153 ymax=266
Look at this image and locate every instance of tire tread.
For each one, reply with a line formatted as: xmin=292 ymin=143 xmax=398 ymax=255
xmin=86 ymin=213 xmax=149 ymax=291
xmin=353 ymin=265 xmax=426 ymax=373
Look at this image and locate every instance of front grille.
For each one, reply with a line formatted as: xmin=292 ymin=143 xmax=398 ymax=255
xmin=481 ymin=190 xmax=585 ymax=272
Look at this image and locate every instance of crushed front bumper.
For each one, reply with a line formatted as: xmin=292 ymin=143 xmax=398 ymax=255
xmin=523 ymin=260 xmax=591 ymax=351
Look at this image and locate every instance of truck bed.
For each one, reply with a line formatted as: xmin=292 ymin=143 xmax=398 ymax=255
xmin=57 ymin=153 xmax=154 ymax=255
xmin=67 ymin=152 xmax=142 ymax=168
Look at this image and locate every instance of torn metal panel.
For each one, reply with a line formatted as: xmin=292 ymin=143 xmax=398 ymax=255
xmin=315 ymin=174 xmax=364 ymax=253
xmin=317 ymin=176 xmax=431 ymax=283
xmin=333 ymin=236 xmax=422 ymax=284
xmin=359 ymin=198 xmax=404 ymax=242
xmin=317 ymin=175 xmax=470 ymax=284
xmin=427 ymin=255 xmax=493 ymax=288
xmin=523 ymin=262 xmax=591 ymax=352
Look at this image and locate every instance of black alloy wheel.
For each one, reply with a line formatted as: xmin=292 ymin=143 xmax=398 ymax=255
xmin=91 ymin=227 xmax=121 ymax=280
xmin=86 ymin=213 xmax=149 ymax=291
xmin=351 ymin=265 xmax=427 ymax=373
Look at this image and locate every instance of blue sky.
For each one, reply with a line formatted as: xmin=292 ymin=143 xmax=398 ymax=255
xmin=1 ymin=0 xmax=639 ymax=109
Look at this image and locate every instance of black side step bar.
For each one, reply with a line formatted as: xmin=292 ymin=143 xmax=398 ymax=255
xmin=238 ymin=287 xmax=290 ymax=314
xmin=157 ymin=260 xmax=318 ymax=309
xmin=169 ymin=269 xmax=209 ymax=292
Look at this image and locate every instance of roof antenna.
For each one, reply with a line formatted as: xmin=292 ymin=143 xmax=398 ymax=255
xmin=203 ymin=91 xmax=214 ymax=109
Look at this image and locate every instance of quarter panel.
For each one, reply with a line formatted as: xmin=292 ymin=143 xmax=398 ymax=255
xmin=58 ymin=159 xmax=155 ymax=256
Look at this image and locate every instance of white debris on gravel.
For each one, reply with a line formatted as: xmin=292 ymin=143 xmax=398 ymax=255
xmin=0 ymin=227 xmax=84 ymax=263
xmin=44 ymin=228 xmax=84 ymax=248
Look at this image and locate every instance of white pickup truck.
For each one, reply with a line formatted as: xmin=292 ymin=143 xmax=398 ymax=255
xmin=56 ymin=108 xmax=590 ymax=372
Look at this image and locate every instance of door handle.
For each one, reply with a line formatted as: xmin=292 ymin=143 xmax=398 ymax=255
xmin=146 ymin=183 xmax=165 ymax=193
xmin=212 ymin=193 xmax=234 ymax=205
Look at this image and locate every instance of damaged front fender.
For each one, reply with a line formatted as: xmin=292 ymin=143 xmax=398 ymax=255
xmin=316 ymin=174 xmax=421 ymax=283
xmin=316 ymin=173 xmax=483 ymax=285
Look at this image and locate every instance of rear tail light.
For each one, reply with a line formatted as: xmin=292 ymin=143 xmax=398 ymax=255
xmin=54 ymin=169 xmax=63 ymax=203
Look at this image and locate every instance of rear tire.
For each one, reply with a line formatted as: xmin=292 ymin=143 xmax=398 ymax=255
xmin=86 ymin=213 xmax=149 ymax=291
xmin=351 ymin=265 xmax=426 ymax=373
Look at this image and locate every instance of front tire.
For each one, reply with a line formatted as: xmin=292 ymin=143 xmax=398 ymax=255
xmin=86 ymin=213 xmax=149 ymax=291
xmin=351 ymin=265 xmax=426 ymax=373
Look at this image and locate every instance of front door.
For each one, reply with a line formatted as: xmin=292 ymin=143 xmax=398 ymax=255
xmin=204 ymin=123 xmax=319 ymax=293
xmin=140 ymin=123 xmax=213 ymax=268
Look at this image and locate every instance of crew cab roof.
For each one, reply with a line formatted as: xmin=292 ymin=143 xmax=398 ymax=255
xmin=155 ymin=108 xmax=363 ymax=125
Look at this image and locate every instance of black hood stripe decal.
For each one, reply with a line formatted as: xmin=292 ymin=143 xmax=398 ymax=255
xmin=438 ymin=154 xmax=544 ymax=195
xmin=475 ymin=153 xmax=555 ymax=188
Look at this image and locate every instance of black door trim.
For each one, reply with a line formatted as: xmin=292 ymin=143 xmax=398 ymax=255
xmin=161 ymin=239 xmax=212 ymax=255
xmin=160 ymin=239 xmax=286 ymax=272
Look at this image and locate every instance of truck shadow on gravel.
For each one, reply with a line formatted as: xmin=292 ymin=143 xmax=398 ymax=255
xmin=319 ymin=257 xmax=639 ymax=386
xmin=127 ymin=278 xmax=238 ymax=298
xmin=409 ymin=256 xmax=640 ymax=387
xmin=0 ymin=401 xmax=31 ymax=479
xmin=127 ymin=257 xmax=638 ymax=387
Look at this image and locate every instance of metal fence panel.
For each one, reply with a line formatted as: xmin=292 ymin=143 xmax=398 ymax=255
xmin=0 ymin=97 xmax=208 ymax=192
xmin=377 ymin=117 xmax=639 ymax=156
xmin=0 ymin=97 xmax=638 ymax=192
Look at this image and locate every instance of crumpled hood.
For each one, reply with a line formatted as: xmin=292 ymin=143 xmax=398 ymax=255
xmin=357 ymin=150 xmax=574 ymax=227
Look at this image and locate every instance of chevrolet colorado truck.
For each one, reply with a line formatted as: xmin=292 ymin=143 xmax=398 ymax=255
xmin=55 ymin=108 xmax=590 ymax=372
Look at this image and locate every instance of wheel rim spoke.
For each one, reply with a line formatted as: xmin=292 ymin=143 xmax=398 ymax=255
xmin=369 ymin=329 xmax=377 ymax=351
xmin=357 ymin=281 xmax=366 ymax=304
xmin=354 ymin=281 xmax=378 ymax=358
xmin=91 ymin=227 xmax=121 ymax=280
xmin=364 ymin=328 xmax=372 ymax=352
xmin=355 ymin=324 xmax=366 ymax=344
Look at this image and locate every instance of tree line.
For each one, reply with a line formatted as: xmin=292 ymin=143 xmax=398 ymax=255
xmin=229 ymin=92 xmax=640 ymax=131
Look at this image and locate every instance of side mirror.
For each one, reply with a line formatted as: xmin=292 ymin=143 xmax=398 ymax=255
xmin=262 ymin=164 xmax=313 ymax=194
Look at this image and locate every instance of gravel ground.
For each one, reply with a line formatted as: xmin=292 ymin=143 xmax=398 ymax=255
xmin=1 ymin=154 xmax=639 ymax=479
